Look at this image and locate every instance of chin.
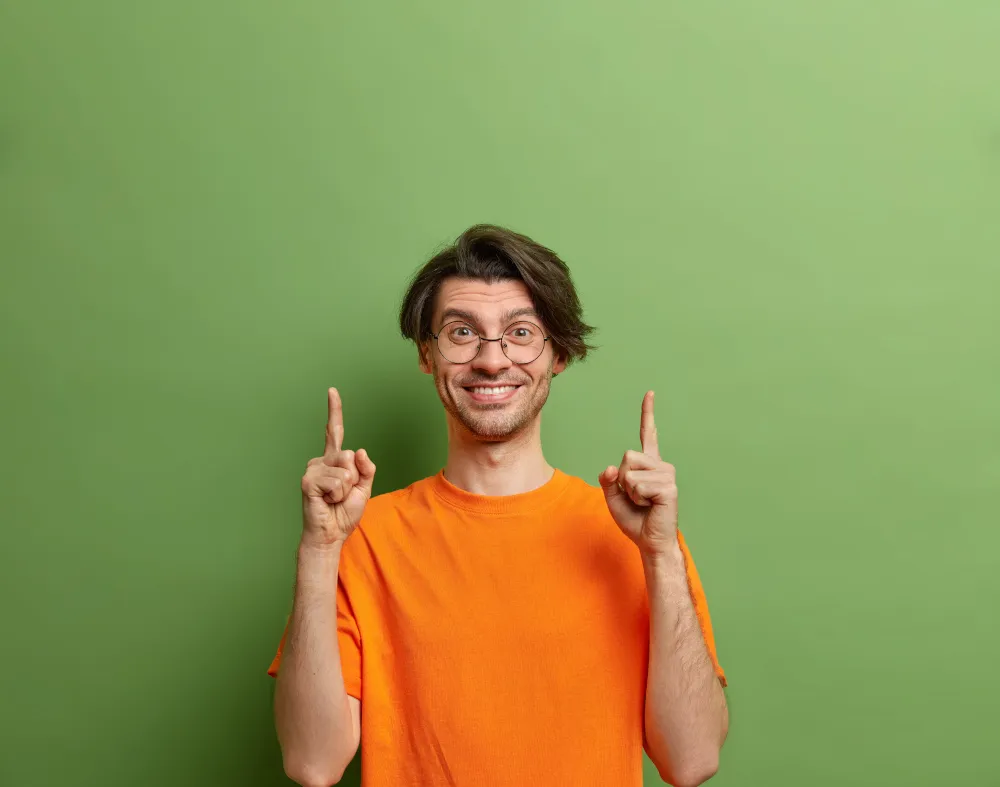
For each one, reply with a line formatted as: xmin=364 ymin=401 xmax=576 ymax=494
xmin=462 ymin=414 xmax=524 ymax=440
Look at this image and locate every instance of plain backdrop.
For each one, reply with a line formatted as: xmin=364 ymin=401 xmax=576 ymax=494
xmin=2 ymin=2 xmax=998 ymax=785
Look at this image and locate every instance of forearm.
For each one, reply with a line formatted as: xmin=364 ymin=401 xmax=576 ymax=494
xmin=643 ymin=542 xmax=727 ymax=787
xmin=274 ymin=542 xmax=357 ymax=785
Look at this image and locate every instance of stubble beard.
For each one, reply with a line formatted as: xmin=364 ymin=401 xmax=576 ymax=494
xmin=436 ymin=362 xmax=554 ymax=441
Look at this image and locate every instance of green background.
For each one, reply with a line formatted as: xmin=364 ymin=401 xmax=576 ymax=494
xmin=2 ymin=1 xmax=997 ymax=785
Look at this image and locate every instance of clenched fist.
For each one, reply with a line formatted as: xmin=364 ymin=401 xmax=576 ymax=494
xmin=300 ymin=388 xmax=376 ymax=547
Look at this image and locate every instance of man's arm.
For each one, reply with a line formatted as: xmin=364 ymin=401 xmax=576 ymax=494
xmin=274 ymin=388 xmax=375 ymax=787
xmin=274 ymin=542 xmax=361 ymax=787
xmin=599 ymin=391 xmax=727 ymax=787
xmin=642 ymin=544 xmax=728 ymax=787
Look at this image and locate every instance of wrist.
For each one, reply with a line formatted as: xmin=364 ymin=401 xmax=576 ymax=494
xmin=295 ymin=538 xmax=343 ymax=591
xmin=298 ymin=537 xmax=345 ymax=560
xmin=640 ymin=538 xmax=685 ymax=575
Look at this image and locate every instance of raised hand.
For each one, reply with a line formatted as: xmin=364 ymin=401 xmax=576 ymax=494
xmin=598 ymin=391 xmax=679 ymax=556
xmin=300 ymin=388 xmax=377 ymax=547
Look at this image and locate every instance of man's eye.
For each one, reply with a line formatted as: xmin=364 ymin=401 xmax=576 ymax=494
xmin=447 ymin=325 xmax=477 ymax=343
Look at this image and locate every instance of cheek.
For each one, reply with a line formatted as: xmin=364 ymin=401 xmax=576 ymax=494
xmin=527 ymin=358 xmax=555 ymax=383
xmin=436 ymin=369 xmax=458 ymax=393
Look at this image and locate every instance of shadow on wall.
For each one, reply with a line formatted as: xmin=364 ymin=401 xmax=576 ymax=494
xmin=354 ymin=364 xmax=447 ymax=497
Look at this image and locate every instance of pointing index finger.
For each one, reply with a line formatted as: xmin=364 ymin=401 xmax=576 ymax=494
xmin=640 ymin=390 xmax=660 ymax=459
xmin=325 ymin=387 xmax=344 ymax=458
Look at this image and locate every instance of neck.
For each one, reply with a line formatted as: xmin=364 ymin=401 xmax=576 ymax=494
xmin=442 ymin=415 xmax=554 ymax=496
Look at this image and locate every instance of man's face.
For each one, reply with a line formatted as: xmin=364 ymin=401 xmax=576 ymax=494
xmin=419 ymin=277 xmax=567 ymax=441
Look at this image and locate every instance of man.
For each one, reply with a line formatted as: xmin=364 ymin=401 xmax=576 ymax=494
xmin=268 ymin=225 xmax=728 ymax=787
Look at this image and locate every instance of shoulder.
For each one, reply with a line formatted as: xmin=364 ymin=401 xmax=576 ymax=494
xmin=360 ymin=472 xmax=438 ymax=524
xmin=339 ymin=474 xmax=436 ymax=559
xmin=557 ymin=471 xmax=613 ymax=512
xmin=554 ymin=471 xmax=631 ymax=544
xmin=554 ymin=471 xmax=648 ymax=591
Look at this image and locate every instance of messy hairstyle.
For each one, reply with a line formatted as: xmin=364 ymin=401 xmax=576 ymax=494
xmin=399 ymin=224 xmax=597 ymax=365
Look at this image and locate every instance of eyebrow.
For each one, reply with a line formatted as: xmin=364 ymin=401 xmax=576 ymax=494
xmin=438 ymin=306 xmax=539 ymax=328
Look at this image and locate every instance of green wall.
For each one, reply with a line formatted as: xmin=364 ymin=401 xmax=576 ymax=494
xmin=2 ymin=2 xmax=997 ymax=785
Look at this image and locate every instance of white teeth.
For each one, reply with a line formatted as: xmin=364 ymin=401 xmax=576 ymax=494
xmin=469 ymin=386 xmax=517 ymax=395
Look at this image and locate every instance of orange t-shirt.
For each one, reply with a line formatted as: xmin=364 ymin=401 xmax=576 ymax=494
xmin=268 ymin=469 xmax=725 ymax=786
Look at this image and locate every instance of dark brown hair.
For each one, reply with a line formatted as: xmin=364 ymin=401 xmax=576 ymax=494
xmin=399 ymin=224 xmax=597 ymax=365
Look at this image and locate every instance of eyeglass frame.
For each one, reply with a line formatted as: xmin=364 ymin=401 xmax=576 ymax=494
xmin=430 ymin=319 xmax=551 ymax=365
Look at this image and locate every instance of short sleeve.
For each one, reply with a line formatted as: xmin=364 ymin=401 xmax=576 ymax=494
xmin=335 ymin=575 xmax=363 ymax=699
xmin=266 ymin=574 xmax=364 ymax=700
xmin=677 ymin=530 xmax=727 ymax=687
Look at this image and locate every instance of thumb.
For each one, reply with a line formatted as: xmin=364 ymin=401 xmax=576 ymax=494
xmin=356 ymin=448 xmax=377 ymax=494
xmin=599 ymin=465 xmax=622 ymax=500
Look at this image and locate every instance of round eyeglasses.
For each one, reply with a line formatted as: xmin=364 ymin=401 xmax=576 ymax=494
xmin=432 ymin=320 xmax=550 ymax=365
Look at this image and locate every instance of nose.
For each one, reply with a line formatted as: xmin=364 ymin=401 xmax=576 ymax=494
xmin=471 ymin=338 xmax=513 ymax=375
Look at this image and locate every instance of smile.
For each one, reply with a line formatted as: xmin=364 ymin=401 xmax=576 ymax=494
xmin=463 ymin=385 xmax=522 ymax=402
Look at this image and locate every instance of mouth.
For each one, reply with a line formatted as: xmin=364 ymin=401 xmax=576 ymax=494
xmin=462 ymin=384 xmax=523 ymax=403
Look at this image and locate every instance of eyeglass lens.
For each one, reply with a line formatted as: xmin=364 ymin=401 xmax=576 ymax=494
xmin=437 ymin=321 xmax=545 ymax=364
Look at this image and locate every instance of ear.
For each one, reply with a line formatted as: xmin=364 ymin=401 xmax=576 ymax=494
xmin=418 ymin=341 xmax=433 ymax=374
xmin=552 ymin=353 xmax=568 ymax=376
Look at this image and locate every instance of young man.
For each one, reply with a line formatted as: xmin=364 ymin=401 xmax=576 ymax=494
xmin=269 ymin=225 xmax=728 ymax=787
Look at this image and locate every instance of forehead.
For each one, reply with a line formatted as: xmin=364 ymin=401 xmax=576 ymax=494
xmin=432 ymin=277 xmax=537 ymax=325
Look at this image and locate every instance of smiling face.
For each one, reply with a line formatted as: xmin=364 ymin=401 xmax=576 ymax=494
xmin=419 ymin=277 xmax=567 ymax=441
